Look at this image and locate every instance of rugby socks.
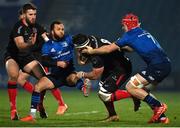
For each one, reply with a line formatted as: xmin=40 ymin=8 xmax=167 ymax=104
xmin=143 ymin=94 xmax=161 ymax=108
xmin=30 ymin=91 xmax=40 ymax=118
xmin=75 ymin=79 xmax=84 ymax=90
xmin=111 ymin=90 xmax=131 ymax=101
xmin=22 ymin=81 xmax=34 ymax=93
xmin=7 ymin=81 xmax=17 ymax=111
xmin=103 ymin=101 xmax=117 ymax=116
xmin=51 ymin=88 xmax=65 ymax=106
xmin=39 ymin=90 xmax=46 ymax=106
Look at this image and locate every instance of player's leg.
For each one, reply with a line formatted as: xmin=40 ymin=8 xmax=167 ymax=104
xmin=23 ymin=60 xmax=48 ymax=118
xmin=5 ymin=58 xmax=20 ymax=120
xmin=44 ymin=66 xmax=67 ymax=115
xmin=20 ymin=76 xmax=55 ymax=122
xmin=126 ymin=73 xmax=167 ymax=123
xmin=98 ymin=80 xmax=119 ymax=122
xmin=17 ymin=71 xmax=34 ymax=93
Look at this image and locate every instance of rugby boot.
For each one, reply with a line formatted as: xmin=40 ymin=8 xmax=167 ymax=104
xmin=82 ymin=78 xmax=92 ymax=97
xmin=10 ymin=109 xmax=19 ymax=120
xmin=56 ymin=104 xmax=68 ymax=115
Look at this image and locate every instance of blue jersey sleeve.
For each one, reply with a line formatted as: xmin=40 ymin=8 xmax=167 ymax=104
xmin=41 ymin=41 xmax=51 ymax=56
xmin=66 ymin=34 xmax=74 ymax=51
xmin=115 ymin=33 xmax=130 ymax=47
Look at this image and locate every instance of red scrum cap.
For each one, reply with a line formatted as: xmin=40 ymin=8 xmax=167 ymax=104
xmin=121 ymin=13 xmax=140 ymax=31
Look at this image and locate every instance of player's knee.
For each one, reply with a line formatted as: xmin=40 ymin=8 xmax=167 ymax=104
xmin=34 ymin=85 xmax=41 ymax=92
xmin=9 ymin=73 xmax=19 ymax=82
xmin=17 ymin=76 xmax=26 ymax=86
xmin=98 ymin=90 xmax=112 ymax=102
xmin=127 ymin=75 xmax=144 ymax=89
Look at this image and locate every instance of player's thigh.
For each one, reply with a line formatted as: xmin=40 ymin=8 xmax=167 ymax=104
xmin=17 ymin=70 xmax=30 ymax=86
xmin=126 ymin=73 xmax=149 ymax=90
xmin=5 ymin=58 xmax=20 ymax=81
xmin=35 ymin=76 xmax=54 ymax=92
xmin=23 ymin=60 xmax=45 ymax=79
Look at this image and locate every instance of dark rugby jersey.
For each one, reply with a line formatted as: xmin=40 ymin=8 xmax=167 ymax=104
xmin=86 ymin=36 xmax=131 ymax=71
xmin=6 ymin=20 xmax=46 ymax=57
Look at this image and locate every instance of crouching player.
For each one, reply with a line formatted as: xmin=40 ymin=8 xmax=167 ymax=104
xmin=20 ymin=21 xmax=91 ymax=122
xmin=73 ymin=34 xmax=140 ymax=122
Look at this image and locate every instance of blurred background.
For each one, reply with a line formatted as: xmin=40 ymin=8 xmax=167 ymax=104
xmin=0 ymin=0 xmax=180 ymax=91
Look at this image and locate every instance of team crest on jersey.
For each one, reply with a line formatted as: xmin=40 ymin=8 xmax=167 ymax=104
xmin=62 ymin=42 xmax=68 ymax=47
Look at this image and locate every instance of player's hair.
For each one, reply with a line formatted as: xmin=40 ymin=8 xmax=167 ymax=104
xmin=73 ymin=34 xmax=90 ymax=48
xmin=22 ymin=3 xmax=37 ymax=13
xmin=50 ymin=20 xmax=63 ymax=30
xmin=18 ymin=9 xmax=23 ymax=15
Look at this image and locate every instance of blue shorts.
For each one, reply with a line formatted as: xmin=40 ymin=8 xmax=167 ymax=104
xmin=47 ymin=71 xmax=76 ymax=88
xmin=139 ymin=62 xmax=171 ymax=84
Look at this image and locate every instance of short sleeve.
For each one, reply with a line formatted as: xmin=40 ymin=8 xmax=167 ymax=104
xmin=66 ymin=34 xmax=74 ymax=50
xmin=41 ymin=41 xmax=51 ymax=56
xmin=11 ymin=23 xmax=24 ymax=38
xmin=37 ymin=24 xmax=46 ymax=35
xmin=115 ymin=34 xmax=129 ymax=47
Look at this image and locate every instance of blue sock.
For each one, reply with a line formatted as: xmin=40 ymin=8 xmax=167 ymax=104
xmin=143 ymin=95 xmax=161 ymax=108
xmin=75 ymin=79 xmax=84 ymax=90
xmin=31 ymin=91 xmax=40 ymax=109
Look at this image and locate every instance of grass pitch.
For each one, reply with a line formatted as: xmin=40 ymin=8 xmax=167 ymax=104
xmin=0 ymin=89 xmax=180 ymax=127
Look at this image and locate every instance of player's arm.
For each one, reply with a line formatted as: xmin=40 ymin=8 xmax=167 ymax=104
xmin=57 ymin=61 xmax=69 ymax=68
xmin=121 ymin=46 xmax=134 ymax=52
xmin=75 ymin=49 xmax=88 ymax=65
xmin=82 ymin=42 xmax=120 ymax=55
xmin=14 ymin=34 xmax=37 ymax=50
xmin=77 ymin=67 xmax=104 ymax=80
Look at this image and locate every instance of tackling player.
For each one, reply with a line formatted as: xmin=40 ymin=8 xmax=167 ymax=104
xmin=82 ymin=13 xmax=171 ymax=124
xmin=73 ymin=34 xmax=140 ymax=122
xmin=4 ymin=3 xmax=50 ymax=120
xmin=20 ymin=21 xmax=91 ymax=122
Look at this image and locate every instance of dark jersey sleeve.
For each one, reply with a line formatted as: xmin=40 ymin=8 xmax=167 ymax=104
xmin=11 ymin=22 xmax=24 ymax=38
xmin=36 ymin=23 xmax=46 ymax=35
xmin=90 ymin=55 xmax=104 ymax=68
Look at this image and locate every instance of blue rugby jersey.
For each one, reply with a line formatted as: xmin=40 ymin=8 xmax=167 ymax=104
xmin=116 ymin=27 xmax=170 ymax=65
xmin=41 ymin=34 xmax=74 ymax=74
xmin=42 ymin=34 xmax=74 ymax=62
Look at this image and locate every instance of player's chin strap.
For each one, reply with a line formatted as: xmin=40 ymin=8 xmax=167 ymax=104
xmin=74 ymin=38 xmax=90 ymax=49
xmin=129 ymin=75 xmax=144 ymax=89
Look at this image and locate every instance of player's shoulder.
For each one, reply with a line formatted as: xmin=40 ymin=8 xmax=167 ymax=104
xmin=13 ymin=20 xmax=24 ymax=29
xmin=64 ymin=34 xmax=72 ymax=39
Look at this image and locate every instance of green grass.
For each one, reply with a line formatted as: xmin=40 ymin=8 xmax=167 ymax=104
xmin=0 ymin=89 xmax=180 ymax=127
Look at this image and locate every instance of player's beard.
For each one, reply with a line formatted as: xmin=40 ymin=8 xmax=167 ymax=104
xmin=54 ymin=33 xmax=63 ymax=40
xmin=26 ymin=18 xmax=35 ymax=27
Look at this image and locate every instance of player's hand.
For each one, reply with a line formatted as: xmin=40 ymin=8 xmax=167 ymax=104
xmin=81 ymin=46 xmax=93 ymax=54
xmin=57 ymin=61 xmax=68 ymax=68
xmin=76 ymin=71 xmax=85 ymax=79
